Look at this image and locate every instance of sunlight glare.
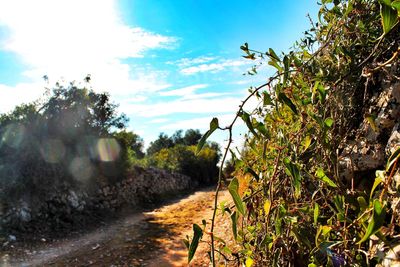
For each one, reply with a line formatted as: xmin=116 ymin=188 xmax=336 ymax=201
xmin=69 ymin=156 xmax=93 ymax=182
xmin=96 ymin=138 xmax=120 ymax=162
xmin=40 ymin=139 xmax=66 ymax=163
xmin=0 ymin=123 xmax=25 ymax=149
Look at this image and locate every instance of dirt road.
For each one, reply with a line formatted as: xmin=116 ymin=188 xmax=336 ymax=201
xmin=2 ymin=188 xmax=233 ymax=267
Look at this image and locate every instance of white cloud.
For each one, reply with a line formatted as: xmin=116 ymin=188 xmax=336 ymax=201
xmin=180 ymin=59 xmax=249 ymax=75
xmin=0 ymin=82 xmax=45 ymax=113
xmin=171 ymin=56 xmax=217 ymax=68
xmin=0 ymin=0 xmax=175 ymax=107
xmin=123 ymin=96 xmax=243 ymax=118
xmin=149 ymin=118 xmax=170 ymax=124
xmin=159 ymin=84 xmax=208 ymax=97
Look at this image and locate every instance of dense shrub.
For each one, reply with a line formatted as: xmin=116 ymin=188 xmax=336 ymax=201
xmin=188 ymin=1 xmax=400 ymax=266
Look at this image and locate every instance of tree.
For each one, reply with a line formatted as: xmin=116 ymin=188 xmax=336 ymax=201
xmin=114 ymin=130 xmax=145 ymax=159
xmin=146 ymin=133 xmax=174 ymax=155
xmin=183 ymin=129 xmax=202 ymax=146
xmin=0 ymin=80 xmax=129 ymax=203
xmin=147 ymin=144 xmax=220 ymax=185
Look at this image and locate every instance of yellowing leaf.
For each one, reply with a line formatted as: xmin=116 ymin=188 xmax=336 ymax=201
xmin=366 ymin=115 xmax=378 ymax=132
xmin=264 ymin=200 xmax=271 ymax=216
xmin=302 ymin=135 xmax=312 ymax=152
xmin=315 ymin=168 xmax=337 ymax=188
xmin=314 ymin=203 xmax=320 ymax=225
xmin=245 ymin=257 xmax=254 ymax=267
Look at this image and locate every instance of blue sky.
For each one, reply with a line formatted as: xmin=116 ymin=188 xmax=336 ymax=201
xmin=0 ymin=0 xmax=319 ymax=147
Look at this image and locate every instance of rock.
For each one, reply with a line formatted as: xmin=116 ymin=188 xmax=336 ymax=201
xmin=8 ymin=235 xmax=16 ymax=242
xmin=67 ymin=190 xmax=80 ymax=209
xmin=380 ymin=243 xmax=400 ymax=267
xmin=19 ymin=208 xmax=31 ymax=223
xmin=386 ymin=123 xmax=400 ymax=156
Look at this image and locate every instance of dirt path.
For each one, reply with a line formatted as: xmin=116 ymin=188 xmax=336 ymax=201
xmin=2 ymin=188 xmax=233 ymax=267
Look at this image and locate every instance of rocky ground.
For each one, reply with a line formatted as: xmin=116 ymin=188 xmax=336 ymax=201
xmin=0 ymin=188 xmax=236 ymax=267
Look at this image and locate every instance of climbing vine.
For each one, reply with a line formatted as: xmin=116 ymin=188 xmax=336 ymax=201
xmin=187 ymin=0 xmax=400 ymax=266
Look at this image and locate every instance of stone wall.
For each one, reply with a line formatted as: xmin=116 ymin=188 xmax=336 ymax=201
xmin=0 ymin=166 xmax=197 ymax=233
xmin=338 ymin=81 xmax=400 ymax=185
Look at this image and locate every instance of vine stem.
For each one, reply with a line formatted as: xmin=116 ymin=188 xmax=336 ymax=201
xmin=209 ymin=79 xmax=276 ymax=266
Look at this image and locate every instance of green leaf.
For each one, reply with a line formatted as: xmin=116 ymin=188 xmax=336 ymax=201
xmin=196 ymin=117 xmax=219 ymax=154
xmin=183 ymin=238 xmax=190 ymax=249
xmin=380 ymin=3 xmax=399 ymax=34
xmin=386 ymin=146 xmax=400 ymax=171
xmin=243 ymin=53 xmax=256 ymax=60
xmin=283 ymin=158 xmax=301 ymax=198
xmin=263 ymin=92 xmax=273 ymax=106
xmin=315 ymin=168 xmax=337 ymax=188
xmin=240 ymin=42 xmax=249 ymax=52
xmin=268 ymin=60 xmax=283 ymax=72
xmin=278 ymin=92 xmax=298 ymax=115
xmin=392 ymin=0 xmax=400 ymax=12
xmin=268 ymin=48 xmax=281 ymax=62
xmin=314 ymin=203 xmax=320 ymax=225
xmin=240 ymin=112 xmax=258 ymax=138
xmin=379 ymin=0 xmax=392 ymax=6
xmin=255 ymin=122 xmax=269 ymax=138
xmin=357 ymin=196 xmax=368 ymax=212
xmin=188 ymin=224 xmax=203 ymax=263
xmin=228 ymin=177 xmax=245 ymax=215
xmin=275 ymin=217 xmax=282 ymax=236
xmin=283 ymin=55 xmax=290 ymax=84
xmin=230 ymin=211 xmax=238 ymax=240
xmin=370 ymin=172 xmax=384 ymax=199
xmin=358 ymin=200 xmax=386 ymax=244
xmin=324 ymin=117 xmax=334 ymax=128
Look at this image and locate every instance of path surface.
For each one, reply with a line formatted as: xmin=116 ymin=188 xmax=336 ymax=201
xmin=1 ymin=188 xmax=233 ymax=267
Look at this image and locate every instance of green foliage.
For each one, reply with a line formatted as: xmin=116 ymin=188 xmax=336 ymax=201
xmin=146 ymin=129 xmax=202 ymax=156
xmin=144 ymin=128 xmax=219 ymax=185
xmin=190 ymin=0 xmax=400 ymax=265
xmin=146 ymin=143 xmax=220 ymax=185
xmin=113 ymin=130 xmax=145 ymax=175
xmin=146 ymin=133 xmax=174 ymax=156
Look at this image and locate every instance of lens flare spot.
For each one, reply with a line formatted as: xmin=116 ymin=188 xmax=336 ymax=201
xmin=69 ymin=157 xmax=93 ymax=182
xmin=1 ymin=123 xmax=26 ymax=148
xmin=96 ymin=138 xmax=120 ymax=162
xmin=40 ymin=139 xmax=66 ymax=163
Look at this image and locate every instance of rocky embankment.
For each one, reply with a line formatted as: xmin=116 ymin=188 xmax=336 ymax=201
xmin=1 ymin=166 xmax=197 ymax=234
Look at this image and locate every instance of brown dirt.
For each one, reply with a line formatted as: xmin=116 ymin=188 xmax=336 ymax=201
xmin=1 ymin=188 xmax=235 ymax=267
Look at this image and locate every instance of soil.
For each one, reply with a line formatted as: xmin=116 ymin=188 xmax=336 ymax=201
xmin=0 ymin=188 xmax=235 ymax=267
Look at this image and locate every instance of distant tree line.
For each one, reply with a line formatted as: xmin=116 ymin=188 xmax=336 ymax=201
xmin=144 ymin=130 xmax=221 ymax=185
